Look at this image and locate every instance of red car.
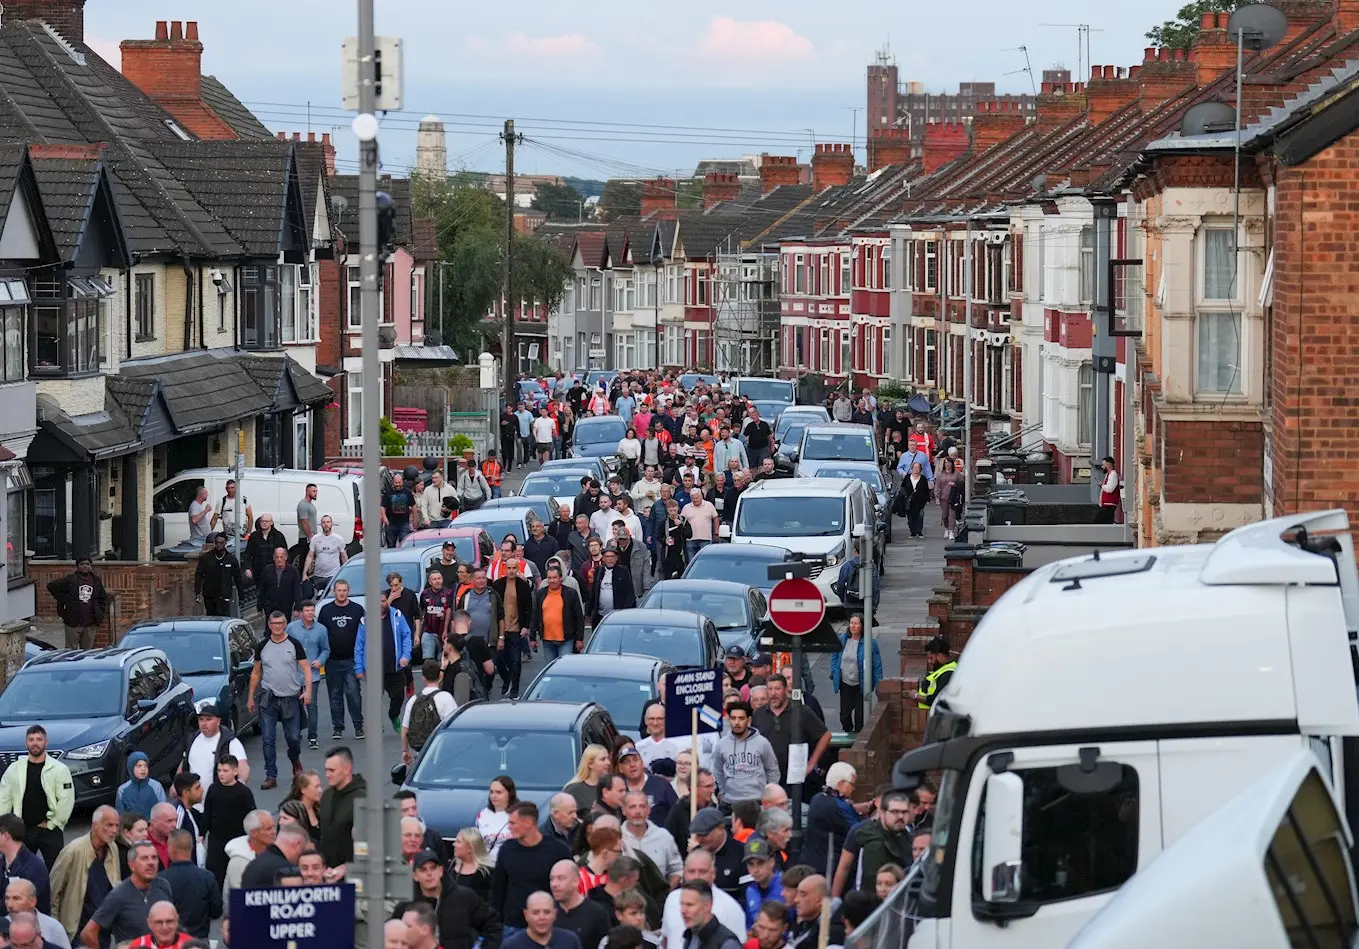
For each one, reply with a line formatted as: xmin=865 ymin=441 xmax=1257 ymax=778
xmin=399 ymin=526 xmax=495 ymax=568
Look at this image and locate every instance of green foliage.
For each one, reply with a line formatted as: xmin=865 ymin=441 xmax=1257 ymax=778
xmin=875 ymin=379 xmax=915 ymax=401
xmin=532 ymin=181 xmax=587 ymax=221
xmin=597 ymin=180 xmax=642 ymax=221
xmin=379 ymin=417 xmax=408 ymax=455
xmin=1146 ymin=0 xmax=1240 ymax=49
xmin=448 ymin=433 xmax=475 ymax=455
xmin=421 ymin=177 xmax=574 ymax=355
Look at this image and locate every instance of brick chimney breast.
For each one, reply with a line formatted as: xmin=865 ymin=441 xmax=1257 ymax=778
xmin=121 ymin=18 xmax=204 ymax=103
xmin=811 ymin=143 xmax=855 ymax=191
xmin=759 ymin=155 xmax=802 ymax=193
xmin=2 ymin=0 xmax=85 ymax=43
xmin=868 ymin=128 xmax=912 ymax=173
xmin=640 ymin=177 xmax=675 ymax=217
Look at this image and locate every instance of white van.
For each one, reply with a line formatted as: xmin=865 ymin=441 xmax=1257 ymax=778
xmin=152 ymin=468 xmax=363 ymax=550
xmin=727 ymin=477 xmax=873 ymax=608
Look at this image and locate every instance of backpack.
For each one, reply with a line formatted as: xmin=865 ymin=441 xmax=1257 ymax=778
xmin=406 ymin=692 xmax=443 ymax=752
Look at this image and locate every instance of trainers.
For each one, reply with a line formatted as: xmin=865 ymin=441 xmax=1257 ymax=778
xmin=309 ymin=738 xmax=319 ymax=750
xmin=260 ymin=777 xmax=278 ymax=790
xmin=331 ymin=728 xmax=343 ymax=740
xmin=354 ymin=726 xmax=365 ymax=739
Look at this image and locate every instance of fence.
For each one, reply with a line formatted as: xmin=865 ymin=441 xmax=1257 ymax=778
xmin=847 ymin=862 xmax=923 ymax=949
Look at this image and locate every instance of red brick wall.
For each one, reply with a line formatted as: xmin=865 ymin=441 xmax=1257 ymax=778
xmin=1270 ymin=132 xmax=1359 ymax=518
xmin=29 ymin=562 xmax=201 ymax=645
xmin=1162 ymin=418 xmax=1263 ymax=504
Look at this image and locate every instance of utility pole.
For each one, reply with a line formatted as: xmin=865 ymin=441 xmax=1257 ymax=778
xmin=354 ymin=1 xmax=385 ymax=940
xmin=501 ymin=119 xmax=519 ymax=403
xmin=963 ymin=220 xmax=974 ymax=503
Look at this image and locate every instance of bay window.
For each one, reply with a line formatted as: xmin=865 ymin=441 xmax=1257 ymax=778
xmin=241 ymin=265 xmax=281 ymax=350
xmin=1196 ymin=227 xmax=1242 ymax=394
xmin=31 ymin=274 xmax=105 ymax=377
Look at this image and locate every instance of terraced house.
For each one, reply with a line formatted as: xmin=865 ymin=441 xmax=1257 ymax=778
xmin=0 ymin=3 xmax=333 ymax=625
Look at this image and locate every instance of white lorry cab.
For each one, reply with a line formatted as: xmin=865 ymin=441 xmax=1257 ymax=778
xmin=892 ymin=509 xmax=1359 ymax=949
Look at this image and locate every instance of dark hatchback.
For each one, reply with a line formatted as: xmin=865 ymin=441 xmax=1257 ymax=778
xmin=639 ymin=579 xmax=768 ymax=657
xmin=522 ymin=654 xmax=674 ymax=739
xmin=584 ymin=608 xmax=722 ymax=669
xmin=683 ymin=542 xmax=798 ymax=596
xmin=0 ymin=647 xmax=195 ymax=805
xmin=393 ymin=700 xmax=620 ymax=842
xmin=118 ymin=617 xmax=262 ymax=734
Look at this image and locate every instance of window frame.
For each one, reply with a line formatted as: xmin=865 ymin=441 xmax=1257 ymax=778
xmin=134 ymin=272 xmax=155 ymax=341
xmin=0 ymin=306 xmax=24 ymax=384
xmin=1196 ymin=310 xmax=1243 ymax=395
xmin=925 ymin=242 xmax=938 ymax=292
xmin=1078 ymin=362 xmax=1094 ymax=446
xmin=1078 ymin=226 xmax=1095 ymax=305
xmin=1201 ymin=226 xmax=1239 ymax=303
xmin=347 ymin=371 xmax=364 ymax=441
xmin=31 ymin=276 xmax=101 ymax=378
xmin=347 ymin=265 xmax=362 ymax=330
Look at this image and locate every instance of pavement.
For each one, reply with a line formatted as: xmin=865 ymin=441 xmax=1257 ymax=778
xmin=52 ymin=455 xmax=946 ymax=837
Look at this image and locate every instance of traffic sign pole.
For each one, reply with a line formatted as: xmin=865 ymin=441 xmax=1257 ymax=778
xmin=767 ymin=575 xmax=826 ymax=839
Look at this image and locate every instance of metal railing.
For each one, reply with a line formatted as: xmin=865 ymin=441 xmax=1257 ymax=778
xmin=846 ymin=861 xmax=923 ymax=949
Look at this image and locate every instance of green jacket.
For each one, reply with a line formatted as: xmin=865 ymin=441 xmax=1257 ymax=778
xmin=0 ymin=754 xmax=74 ymax=830
xmin=853 ymin=818 xmax=912 ymax=890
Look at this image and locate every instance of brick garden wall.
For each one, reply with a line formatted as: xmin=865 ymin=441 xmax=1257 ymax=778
xmin=28 ymin=561 xmax=201 ymax=646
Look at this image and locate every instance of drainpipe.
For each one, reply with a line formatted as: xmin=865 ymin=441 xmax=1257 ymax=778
xmin=232 ymin=264 xmax=241 ymax=351
xmin=181 ymin=256 xmax=194 ymax=350
xmin=198 ymin=262 xmax=206 ymax=349
xmin=124 ymin=269 xmax=132 ymax=360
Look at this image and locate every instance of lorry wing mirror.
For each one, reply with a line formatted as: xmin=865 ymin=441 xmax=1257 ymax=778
xmin=982 ymin=771 xmax=1025 ymax=903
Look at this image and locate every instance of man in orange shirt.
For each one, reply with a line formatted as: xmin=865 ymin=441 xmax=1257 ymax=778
xmin=481 ymin=452 xmax=503 ymax=499
xmin=530 ymin=561 xmax=585 ymax=662
xmin=907 ymin=419 xmax=936 ymax=459
xmin=731 ymin=800 xmax=759 ymax=845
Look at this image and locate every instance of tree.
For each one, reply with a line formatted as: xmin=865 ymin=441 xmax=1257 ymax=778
xmin=1146 ymin=0 xmax=1241 ymax=49
xmin=532 ymin=181 xmax=586 ymax=221
xmin=597 ymin=180 xmax=641 ymax=221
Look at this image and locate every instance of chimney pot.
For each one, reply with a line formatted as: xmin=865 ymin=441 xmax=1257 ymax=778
xmin=276 ymin=132 xmax=287 ymax=140
xmin=186 ymin=21 xmax=199 ymax=41
xmin=1145 ymin=46 xmax=1156 ymax=62
xmin=1158 ymin=47 xmax=1170 ymax=62
xmin=1201 ymin=11 xmax=1217 ymax=29
xmin=1129 ymin=65 xmax=1141 ymax=79
xmin=169 ymin=21 xmax=183 ymax=41
xmin=292 ymin=132 xmax=301 ymax=141
xmin=1217 ymin=11 xmax=1230 ymax=28
xmin=308 ymin=131 xmax=316 ymax=142
xmin=155 ymin=21 xmax=169 ymax=40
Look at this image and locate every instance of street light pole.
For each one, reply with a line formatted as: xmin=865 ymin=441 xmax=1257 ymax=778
xmin=355 ymin=0 xmax=385 ymax=940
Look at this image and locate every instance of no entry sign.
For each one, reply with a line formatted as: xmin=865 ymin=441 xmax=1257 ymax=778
xmin=769 ymin=578 xmax=826 ymax=636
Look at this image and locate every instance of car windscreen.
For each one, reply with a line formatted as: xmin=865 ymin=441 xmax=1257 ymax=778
xmin=685 ymin=551 xmax=779 ymax=590
xmin=411 ymin=728 xmax=576 ymax=788
xmin=522 ymin=472 xmax=592 ymax=497
xmin=588 ymin=623 xmax=703 ymax=667
xmin=0 ymin=668 xmax=124 ymax=719
xmin=779 ymin=424 xmax=807 ymax=449
xmin=456 ymin=517 xmax=526 ymax=545
xmin=575 ymin=418 xmax=627 ymax=448
xmin=815 ymin=467 xmax=886 ymax=493
xmin=403 ymin=535 xmax=477 ymax=562
xmin=679 ymin=374 xmax=718 ymax=390
xmin=738 ymin=379 xmax=795 ymax=403
xmin=752 ymin=402 xmax=789 ymax=423
xmin=736 ymin=496 xmax=847 ymax=537
xmin=526 ymin=674 xmax=656 ymax=726
xmin=777 ymin=411 xmax=828 ymax=438
xmin=119 ymin=631 xmax=226 ymax=675
xmin=332 ymin=558 xmax=426 ymax=594
xmin=641 ymin=589 xmax=749 ymax=630
xmin=801 ymin=431 xmax=876 ymax=462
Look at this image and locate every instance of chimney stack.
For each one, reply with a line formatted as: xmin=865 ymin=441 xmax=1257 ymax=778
xmin=640 ymin=178 xmax=675 ymax=218
xmin=1086 ymin=65 xmax=1139 ymax=124
xmin=758 ymin=156 xmax=801 ymax=193
xmin=1138 ymin=46 xmax=1197 ymax=112
xmin=971 ymin=99 xmax=1027 ymax=151
xmin=1189 ymin=12 xmax=1236 ymax=85
xmin=920 ymin=122 xmax=969 ymax=173
xmin=702 ymin=172 xmax=741 ymax=211
xmin=811 ymin=143 xmax=855 ymax=191
xmin=1036 ymin=82 xmax=1087 ymax=131
xmin=1337 ymin=0 xmax=1359 ymax=34
xmin=2 ymin=0 xmax=85 ymax=43
xmin=867 ymin=128 xmax=912 ymax=173
xmin=322 ymin=133 xmax=335 ymax=176
xmin=121 ymin=20 xmax=204 ymax=107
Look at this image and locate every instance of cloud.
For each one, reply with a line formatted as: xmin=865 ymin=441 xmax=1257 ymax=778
xmin=505 ymin=32 xmax=598 ymax=57
xmin=697 ymin=16 xmax=814 ymax=60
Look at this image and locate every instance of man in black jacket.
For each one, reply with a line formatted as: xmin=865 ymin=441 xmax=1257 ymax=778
xmin=491 ymin=559 xmax=535 ymax=699
xmin=256 ymin=546 xmax=303 ymax=619
xmin=530 ymin=563 xmax=586 ymax=663
xmin=156 ymin=830 xmax=221 ymax=938
xmin=240 ymin=823 xmax=309 ymax=888
xmin=194 ymin=533 xmax=244 ymax=617
xmin=398 ymin=850 xmax=503 ymax=949
xmin=46 ymin=556 xmax=107 ymax=649
xmin=588 ymin=545 xmax=636 ymax=625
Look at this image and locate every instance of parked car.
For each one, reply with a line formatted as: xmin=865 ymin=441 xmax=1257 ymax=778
xmin=640 ymin=579 xmax=768 ymax=656
xmin=571 ymin=416 xmax=627 ymax=473
xmin=152 ymin=467 xmax=363 ymax=552
xmin=392 ymin=701 xmax=621 ymax=842
xmin=399 ymin=526 xmax=495 ymax=568
xmin=542 ymin=456 xmax=609 ymax=486
xmin=118 ymin=617 xmax=262 ymax=734
xmin=682 ymin=543 xmax=798 ymax=596
xmin=318 ymin=542 xmax=448 ymax=610
xmin=0 ymin=647 xmax=195 ymax=805
xmin=481 ymin=495 xmax=563 ymax=526
xmin=810 ymin=462 xmax=894 ymax=544
xmin=515 ymin=379 xmax=550 ymax=408
xmin=584 ymin=608 xmax=722 ymax=669
xmin=733 ymin=377 xmax=797 ymax=406
xmin=678 ymin=373 xmax=720 ymax=391
xmin=585 ymin=371 xmax=619 ymax=391
xmin=521 ymin=654 xmax=674 ymax=739
xmin=518 ymin=468 xmax=596 ymax=510
xmin=772 ymin=421 xmax=810 ymax=471
xmin=23 ymin=637 xmax=55 ymax=664
xmin=774 ymin=406 xmax=832 ymax=444
xmin=794 ymin=424 xmax=880 ymax=476
xmin=447 ymin=506 xmax=537 ymax=547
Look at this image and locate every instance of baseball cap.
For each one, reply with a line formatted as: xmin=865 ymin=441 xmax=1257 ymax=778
xmin=413 ymin=849 xmax=442 ymax=868
xmin=743 ymin=838 xmax=773 ymax=863
xmin=195 ymin=699 xmax=223 ymax=718
xmin=442 ymin=540 xmax=455 ymax=549
xmin=617 ymin=746 xmax=642 ymax=761
xmin=724 ymin=645 xmax=747 ymax=660
xmin=690 ymin=807 xmax=725 ymax=836
xmin=752 ymin=653 xmax=774 ymax=668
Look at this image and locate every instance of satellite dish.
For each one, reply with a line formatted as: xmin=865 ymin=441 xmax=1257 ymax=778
xmin=1181 ymin=101 xmax=1238 ymax=136
xmin=331 ymin=194 xmax=350 ymax=214
xmin=1031 ymin=174 xmax=1048 ymax=193
xmin=1227 ymin=3 xmax=1289 ymax=52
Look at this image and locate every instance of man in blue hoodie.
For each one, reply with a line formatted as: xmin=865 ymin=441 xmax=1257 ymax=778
xmin=356 ymin=588 xmax=412 ymax=735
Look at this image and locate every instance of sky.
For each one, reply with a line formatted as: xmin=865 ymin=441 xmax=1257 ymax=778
xmin=86 ymin=0 xmax=1190 ymax=182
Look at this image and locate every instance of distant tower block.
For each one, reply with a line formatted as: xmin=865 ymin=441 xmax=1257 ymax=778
xmin=416 ymin=115 xmax=447 ymax=178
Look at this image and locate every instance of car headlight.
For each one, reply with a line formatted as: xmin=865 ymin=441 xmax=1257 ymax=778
xmin=65 ymin=741 xmax=110 ymax=761
xmin=825 ymin=542 xmax=846 ymax=567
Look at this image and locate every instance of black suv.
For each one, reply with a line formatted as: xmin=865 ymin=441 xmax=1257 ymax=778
xmin=0 ymin=647 xmax=195 ymax=805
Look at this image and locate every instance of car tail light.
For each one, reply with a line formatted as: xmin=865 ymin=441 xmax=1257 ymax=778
xmin=354 ymin=516 xmax=364 ymax=542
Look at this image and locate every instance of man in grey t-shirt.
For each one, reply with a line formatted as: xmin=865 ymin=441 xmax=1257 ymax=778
xmin=188 ymin=486 xmax=212 ymax=540
xmin=456 ymin=567 xmax=501 ymax=643
xmin=304 ymin=515 xmax=347 ymax=591
xmin=297 ymin=483 xmax=318 ymax=540
xmin=247 ymin=612 xmax=312 ymax=790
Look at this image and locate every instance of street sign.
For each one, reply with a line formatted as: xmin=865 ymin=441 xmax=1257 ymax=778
xmin=229 ymin=883 xmax=356 ymax=947
xmin=664 ymin=665 xmax=723 ymax=738
xmin=769 ymin=578 xmax=826 ymax=636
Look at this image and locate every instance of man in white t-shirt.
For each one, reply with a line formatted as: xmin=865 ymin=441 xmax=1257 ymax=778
xmin=188 ymin=487 xmax=212 ymax=541
xmin=635 ymin=703 xmax=680 ymax=768
xmin=660 ymin=849 xmax=746 ymax=949
xmin=531 ymin=407 xmax=556 ymax=464
xmin=400 ymin=659 xmax=457 ymax=764
xmin=304 ymin=516 xmax=348 ymax=590
xmin=184 ymin=702 xmax=248 ymax=809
